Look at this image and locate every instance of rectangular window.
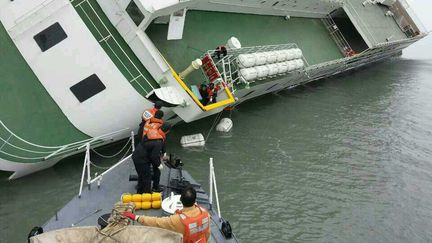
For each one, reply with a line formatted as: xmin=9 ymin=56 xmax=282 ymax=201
xmin=126 ymin=1 xmax=145 ymax=26
xmin=34 ymin=22 xmax=67 ymax=52
xmin=70 ymin=74 xmax=106 ymax=103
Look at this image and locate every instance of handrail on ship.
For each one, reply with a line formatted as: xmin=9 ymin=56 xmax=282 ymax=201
xmin=163 ymin=58 xmax=236 ymax=112
xmin=0 ymin=120 xmax=130 ymax=161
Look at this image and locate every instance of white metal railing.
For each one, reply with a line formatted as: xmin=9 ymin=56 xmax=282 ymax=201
xmin=78 ymin=131 xmax=135 ymax=197
xmin=322 ymin=15 xmax=355 ymax=57
xmin=0 ymin=120 xmax=129 ymax=161
xmin=72 ymin=0 xmax=155 ymax=94
xmin=209 ymin=158 xmax=222 ymax=219
xmin=203 ymin=43 xmax=309 ymax=89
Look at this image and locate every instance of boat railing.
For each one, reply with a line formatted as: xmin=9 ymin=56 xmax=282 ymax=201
xmin=0 ymin=120 xmax=130 ymax=161
xmin=208 ymin=157 xmax=222 ymax=219
xmin=389 ymin=0 xmax=428 ymax=36
xmin=78 ymin=131 xmax=135 ymax=198
xmin=322 ymin=14 xmax=356 ymax=57
xmin=204 ymin=43 xmax=309 ymax=88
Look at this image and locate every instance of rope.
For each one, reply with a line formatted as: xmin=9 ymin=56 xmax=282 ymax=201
xmin=91 ymin=138 xmax=131 ymax=158
xmin=205 ymin=111 xmax=224 ymax=142
xmin=89 ymin=161 xmax=112 ymax=170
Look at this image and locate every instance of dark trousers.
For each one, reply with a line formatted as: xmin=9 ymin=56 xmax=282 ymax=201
xmin=132 ymin=140 xmax=163 ymax=193
xmin=133 ymin=162 xmax=160 ymax=193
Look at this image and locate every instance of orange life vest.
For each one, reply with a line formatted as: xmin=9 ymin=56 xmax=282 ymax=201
xmin=176 ymin=205 xmax=210 ymax=243
xmin=146 ymin=127 xmax=166 ymax=141
xmin=142 ymin=118 xmax=163 ymax=139
xmin=142 ymin=108 xmax=158 ymax=122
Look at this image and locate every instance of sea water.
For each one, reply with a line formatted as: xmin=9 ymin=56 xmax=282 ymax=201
xmin=1 ymin=58 xmax=432 ymax=242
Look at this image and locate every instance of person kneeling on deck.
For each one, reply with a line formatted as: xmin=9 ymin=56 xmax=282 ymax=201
xmin=132 ymin=118 xmax=170 ymax=194
xmin=122 ymin=186 xmax=211 ymax=243
xmin=137 ymin=101 xmax=163 ymax=144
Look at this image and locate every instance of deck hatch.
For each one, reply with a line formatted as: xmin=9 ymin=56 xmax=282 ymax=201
xmin=70 ymin=74 xmax=106 ymax=102
xmin=33 ymin=22 xmax=67 ymax=52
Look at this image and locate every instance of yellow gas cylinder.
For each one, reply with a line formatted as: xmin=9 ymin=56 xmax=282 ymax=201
xmin=134 ymin=201 xmax=142 ymax=210
xmin=142 ymin=193 xmax=152 ymax=202
xmin=152 ymin=200 xmax=161 ymax=209
xmin=132 ymin=194 xmax=142 ymax=202
xmin=151 ymin=192 xmax=162 ymax=202
xmin=142 ymin=201 xmax=151 ymax=210
xmin=121 ymin=193 xmax=132 ymax=203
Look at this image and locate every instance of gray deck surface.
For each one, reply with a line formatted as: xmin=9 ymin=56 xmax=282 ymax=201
xmin=345 ymin=0 xmax=407 ymax=46
xmin=43 ymin=157 xmax=238 ymax=242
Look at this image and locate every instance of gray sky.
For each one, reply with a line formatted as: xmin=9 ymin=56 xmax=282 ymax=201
xmin=403 ymin=0 xmax=432 ymax=59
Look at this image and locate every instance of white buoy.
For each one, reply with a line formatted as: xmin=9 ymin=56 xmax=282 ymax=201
xmin=180 ymin=133 xmax=205 ymax=147
xmin=161 ymin=193 xmax=183 ymax=215
xmin=216 ymin=118 xmax=233 ymax=132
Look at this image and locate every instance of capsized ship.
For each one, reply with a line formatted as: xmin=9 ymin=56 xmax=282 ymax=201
xmin=0 ymin=0 xmax=427 ymax=179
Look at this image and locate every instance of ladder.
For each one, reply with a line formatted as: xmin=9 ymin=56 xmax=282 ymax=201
xmin=322 ymin=15 xmax=355 ymax=57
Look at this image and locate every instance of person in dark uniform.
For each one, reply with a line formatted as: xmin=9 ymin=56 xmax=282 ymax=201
xmin=132 ymin=122 xmax=171 ymax=193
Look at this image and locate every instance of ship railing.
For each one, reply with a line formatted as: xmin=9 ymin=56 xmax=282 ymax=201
xmin=206 ymin=43 xmax=299 ymax=61
xmin=161 ymin=55 xmax=236 ymax=112
xmin=71 ymin=0 xmax=155 ymax=95
xmin=204 ymin=43 xmax=309 ymax=88
xmin=0 ymin=120 xmax=130 ymax=161
xmin=322 ymin=15 xmax=355 ymax=57
xmin=78 ymin=131 xmax=135 ymax=198
xmin=389 ymin=0 xmax=428 ymax=36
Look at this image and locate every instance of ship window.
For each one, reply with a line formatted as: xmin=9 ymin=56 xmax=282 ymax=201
xmin=70 ymin=74 xmax=106 ymax=103
xmin=34 ymin=22 xmax=67 ymax=52
xmin=126 ymin=1 xmax=145 ymax=26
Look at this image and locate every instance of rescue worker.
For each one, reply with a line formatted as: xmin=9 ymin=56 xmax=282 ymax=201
xmin=206 ymin=82 xmax=219 ymax=104
xmin=198 ymin=83 xmax=208 ymax=105
xmin=137 ymin=101 xmax=163 ymax=144
xmin=214 ymin=45 xmax=227 ymax=59
xmin=141 ymin=110 xmax=164 ymax=141
xmin=122 ymin=186 xmax=211 ymax=243
xmin=132 ymin=113 xmax=169 ymax=193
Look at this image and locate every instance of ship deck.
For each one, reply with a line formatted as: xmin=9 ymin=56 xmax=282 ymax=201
xmin=344 ymin=0 xmax=407 ymax=47
xmin=0 ymin=22 xmax=89 ymax=163
xmin=146 ymin=10 xmax=343 ymax=87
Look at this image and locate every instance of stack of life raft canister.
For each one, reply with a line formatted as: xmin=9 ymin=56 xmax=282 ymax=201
xmin=237 ymin=48 xmax=304 ymax=83
xmin=121 ymin=192 xmax=162 ymax=210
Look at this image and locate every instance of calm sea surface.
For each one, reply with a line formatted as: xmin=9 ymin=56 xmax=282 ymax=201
xmin=1 ymin=58 xmax=432 ymax=242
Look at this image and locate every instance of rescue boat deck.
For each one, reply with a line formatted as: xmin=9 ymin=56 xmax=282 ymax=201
xmin=41 ymin=156 xmax=238 ymax=242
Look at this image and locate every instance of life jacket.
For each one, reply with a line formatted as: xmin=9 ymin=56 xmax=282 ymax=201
xmin=142 ymin=118 xmax=163 ymax=139
xmin=176 ymin=205 xmax=210 ymax=243
xmin=146 ymin=127 xmax=166 ymax=141
xmin=142 ymin=108 xmax=158 ymax=122
xmin=207 ymin=84 xmax=219 ymax=98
